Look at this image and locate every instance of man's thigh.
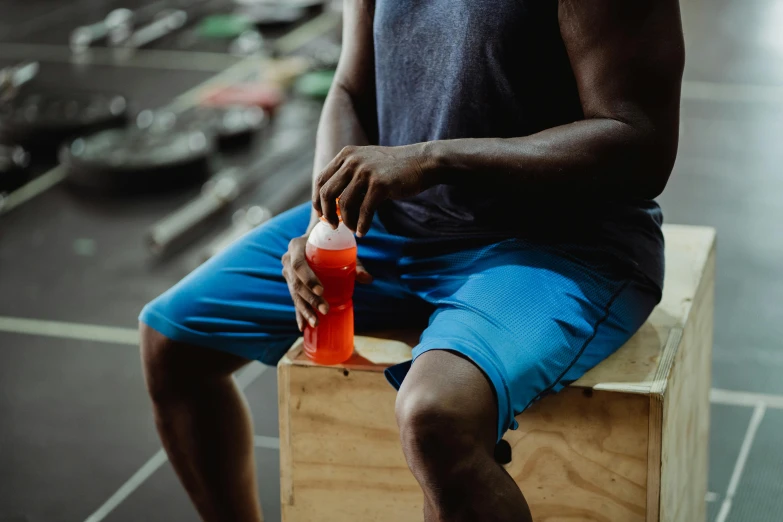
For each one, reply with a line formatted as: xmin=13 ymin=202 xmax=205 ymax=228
xmin=140 ymin=203 xmax=428 ymax=365
xmin=389 ymin=239 xmax=659 ymax=441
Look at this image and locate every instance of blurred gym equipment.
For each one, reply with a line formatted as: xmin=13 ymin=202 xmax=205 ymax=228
xmin=0 ymin=62 xmax=39 ymax=101
xmin=120 ymin=9 xmax=189 ymax=50
xmin=0 ymin=89 xmax=129 ymax=160
xmin=136 ymin=105 xmax=268 ymax=150
xmin=0 ymin=144 xmax=31 ymax=191
xmin=198 ymin=150 xmax=313 ymax=261
xmin=147 ymin=106 xmax=317 ymax=255
xmin=61 ymin=125 xmax=214 ymax=194
xmin=69 ymin=9 xmax=134 ymax=53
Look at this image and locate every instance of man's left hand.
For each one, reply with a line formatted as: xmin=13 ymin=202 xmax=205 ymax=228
xmin=313 ymin=144 xmax=433 ymax=236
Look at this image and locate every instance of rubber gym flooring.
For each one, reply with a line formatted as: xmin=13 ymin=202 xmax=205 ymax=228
xmin=0 ymin=0 xmax=781 ymax=521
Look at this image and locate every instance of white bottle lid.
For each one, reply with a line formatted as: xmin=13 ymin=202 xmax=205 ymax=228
xmin=307 ymin=218 xmax=356 ymax=250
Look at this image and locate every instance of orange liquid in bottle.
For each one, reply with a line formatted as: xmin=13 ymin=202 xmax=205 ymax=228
xmin=303 ymin=242 xmax=356 ymax=364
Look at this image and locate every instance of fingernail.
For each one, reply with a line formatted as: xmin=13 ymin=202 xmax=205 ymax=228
xmin=318 ymin=304 xmax=328 ymax=314
xmin=308 ymin=316 xmax=316 ymax=327
xmin=313 ymin=285 xmax=323 ymax=296
xmin=356 ymin=232 xmax=364 ymax=238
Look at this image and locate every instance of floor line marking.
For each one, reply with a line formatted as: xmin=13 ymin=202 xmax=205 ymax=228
xmin=710 ymin=388 xmax=783 ymax=410
xmin=715 ymin=500 xmax=732 ymax=522
xmin=83 ymin=365 xmax=268 ymax=522
xmin=0 ymin=166 xmax=67 ymax=215
xmin=0 ymin=316 xmax=139 ymax=345
xmin=254 ymin=435 xmax=280 ymax=450
xmin=0 ymin=43 xmax=240 ymax=73
xmin=83 ymin=449 xmax=168 ymax=522
xmin=235 ymin=362 xmax=269 ymax=390
xmin=715 ymin=403 xmax=766 ymax=522
xmin=240 ymin=364 xmax=268 ymax=391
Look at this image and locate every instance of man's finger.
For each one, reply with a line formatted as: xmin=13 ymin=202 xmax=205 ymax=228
xmin=320 ymin=167 xmax=352 ymax=228
xmin=286 ymin=271 xmax=318 ymax=327
xmin=356 ymin=188 xmax=384 ymax=238
xmin=355 ymin=258 xmax=373 ymax=284
xmin=312 ymin=154 xmax=344 ymax=216
xmin=290 ymin=243 xmax=324 ymax=296
xmin=292 ymin=293 xmax=318 ymax=327
xmin=338 ymin=176 xmax=368 ymax=233
xmin=294 ymin=278 xmax=329 ymax=315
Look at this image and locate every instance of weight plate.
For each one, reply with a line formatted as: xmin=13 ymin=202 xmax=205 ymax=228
xmin=61 ymin=126 xmax=214 ymax=194
xmin=137 ymin=106 xmax=267 ymax=149
xmin=0 ymin=91 xmax=129 ymax=158
xmin=179 ymin=106 xmax=267 ymax=148
xmin=197 ymin=14 xmax=253 ymax=39
xmin=0 ymin=143 xmax=31 ymax=191
xmin=201 ymin=83 xmax=284 ymax=114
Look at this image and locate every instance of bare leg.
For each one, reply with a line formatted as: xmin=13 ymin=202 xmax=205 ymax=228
xmin=396 ymin=350 xmax=532 ymax=522
xmin=140 ymin=324 xmax=263 ymax=522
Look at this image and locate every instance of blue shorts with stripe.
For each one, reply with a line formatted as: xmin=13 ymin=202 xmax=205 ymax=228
xmin=140 ymin=203 xmax=660 ymax=441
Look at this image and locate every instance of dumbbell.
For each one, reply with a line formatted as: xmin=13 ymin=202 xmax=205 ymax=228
xmin=0 ymin=62 xmax=39 ymax=101
xmin=70 ymin=9 xmax=134 ymax=53
xmin=200 ymin=205 xmax=273 ymax=261
xmin=120 ymin=9 xmax=188 ymax=50
xmin=1 ymin=90 xmax=129 ymax=161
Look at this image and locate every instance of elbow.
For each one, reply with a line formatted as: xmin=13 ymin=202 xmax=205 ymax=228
xmin=624 ymin=125 xmax=679 ymax=200
xmin=634 ymin=153 xmax=674 ymax=199
xmin=635 ymin=173 xmax=669 ymax=200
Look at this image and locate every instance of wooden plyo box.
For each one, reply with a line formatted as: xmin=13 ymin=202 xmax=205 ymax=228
xmin=278 ymin=225 xmax=715 ymax=522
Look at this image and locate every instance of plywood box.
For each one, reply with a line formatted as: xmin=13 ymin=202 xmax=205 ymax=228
xmin=278 ymin=225 xmax=715 ymax=522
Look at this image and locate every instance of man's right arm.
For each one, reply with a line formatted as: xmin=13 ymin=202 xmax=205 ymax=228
xmin=284 ymin=0 xmax=376 ymax=331
xmin=307 ymin=0 xmax=377 ymax=231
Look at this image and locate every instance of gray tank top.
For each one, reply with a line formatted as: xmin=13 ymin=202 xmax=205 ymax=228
xmin=373 ymin=0 xmax=664 ymax=290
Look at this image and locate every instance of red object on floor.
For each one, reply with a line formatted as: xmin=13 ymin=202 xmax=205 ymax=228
xmin=200 ymin=83 xmax=285 ymax=114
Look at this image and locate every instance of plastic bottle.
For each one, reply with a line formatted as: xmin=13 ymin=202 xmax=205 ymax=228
xmin=303 ymin=217 xmax=356 ymax=364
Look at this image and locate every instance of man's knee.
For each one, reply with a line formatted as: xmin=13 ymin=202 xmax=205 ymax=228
xmin=395 ymin=383 xmax=489 ymax=473
xmin=395 ymin=351 xmax=497 ymax=457
xmin=139 ymin=323 xmax=248 ymax=405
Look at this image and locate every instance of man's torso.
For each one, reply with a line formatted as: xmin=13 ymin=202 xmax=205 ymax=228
xmin=371 ymin=0 xmax=665 ymax=290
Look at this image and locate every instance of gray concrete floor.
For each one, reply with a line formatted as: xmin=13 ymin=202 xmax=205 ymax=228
xmin=1 ymin=0 xmax=782 ymax=521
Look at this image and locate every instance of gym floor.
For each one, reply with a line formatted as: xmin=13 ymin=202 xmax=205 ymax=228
xmin=0 ymin=0 xmax=781 ymax=521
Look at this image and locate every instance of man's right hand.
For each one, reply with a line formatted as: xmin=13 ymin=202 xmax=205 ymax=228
xmin=282 ymin=235 xmax=328 ymax=331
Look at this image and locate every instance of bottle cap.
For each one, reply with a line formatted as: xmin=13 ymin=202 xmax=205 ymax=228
xmin=309 ymin=214 xmax=355 ymax=250
xmin=319 ymin=200 xmax=342 ymax=223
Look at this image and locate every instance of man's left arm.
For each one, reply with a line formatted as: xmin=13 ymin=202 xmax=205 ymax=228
xmin=318 ymin=0 xmax=685 ymax=235
xmin=424 ymin=0 xmax=685 ymax=200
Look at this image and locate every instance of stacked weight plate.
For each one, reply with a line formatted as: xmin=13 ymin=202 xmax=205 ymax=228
xmin=0 ymin=91 xmax=129 ymax=160
xmin=61 ymin=106 xmax=267 ymax=194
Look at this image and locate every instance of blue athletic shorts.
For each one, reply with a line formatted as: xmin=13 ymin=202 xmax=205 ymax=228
xmin=140 ymin=203 xmax=660 ymax=441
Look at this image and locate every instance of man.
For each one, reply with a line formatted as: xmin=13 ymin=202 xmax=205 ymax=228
xmin=139 ymin=0 xmax=684 ymax=520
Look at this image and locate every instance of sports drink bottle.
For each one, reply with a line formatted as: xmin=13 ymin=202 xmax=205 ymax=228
xmin=303 ymin=217 xmax=356 ymax=364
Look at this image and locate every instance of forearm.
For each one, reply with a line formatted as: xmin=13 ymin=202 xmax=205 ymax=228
xmin=308 ymin=83 xmax=375 ymax=230
xmin=425 ymin=117 xmax=677 ymax=201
